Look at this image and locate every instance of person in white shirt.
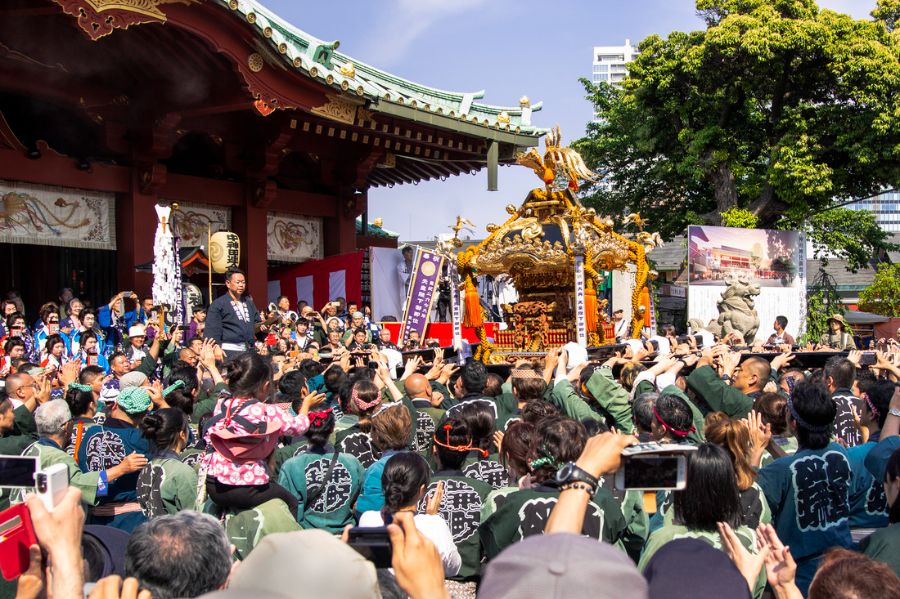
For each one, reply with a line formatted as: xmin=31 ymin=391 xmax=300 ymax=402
xmin=358 ymin=452 xmax=461 ymax=577
xmin=397 ymin=245 xmax=414 ymax=296
xmin=613 ymin=309 xmax=629 ymax=340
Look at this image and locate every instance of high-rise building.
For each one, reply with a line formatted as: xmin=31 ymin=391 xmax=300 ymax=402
xmin=845 ymin=189 xmax=900 ymax=233
xmin=592 ymin=39 xmax=638 ymax=87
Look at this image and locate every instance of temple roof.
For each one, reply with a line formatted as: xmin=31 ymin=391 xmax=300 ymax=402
xmin=218 ymin=0 xmax=545 ymax=136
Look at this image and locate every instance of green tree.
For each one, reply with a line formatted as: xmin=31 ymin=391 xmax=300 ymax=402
xmin=575 ymin=0 xmax=900 ymax=244
xmin=858 ymin=263 xmax=900 ymax=316
xmin=802 ymin=269 xmax=844 ymax=345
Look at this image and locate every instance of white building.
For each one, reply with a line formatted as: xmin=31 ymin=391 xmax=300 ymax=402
xmin=591 ymin=39 xmax=638 ymax=87
xmin=845 ymin=189 xmax=900 ymax=233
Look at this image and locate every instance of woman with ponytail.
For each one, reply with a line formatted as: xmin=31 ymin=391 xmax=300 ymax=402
xmin=334 ymin=379 xmax=382 ymax=468
xmin=358 ymin=452 xmax=461 ymax=577
xmin=278 ymin=408 xmax=365 ymax=533
xmin=137 ymin=408 xmax=197 ymax=517
xmin=481 ymin=417 xmax=626 ymax=560
xmin=704 ymin=411 xmax=771 ymax=529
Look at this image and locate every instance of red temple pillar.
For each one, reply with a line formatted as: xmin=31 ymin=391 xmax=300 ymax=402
xmin=324 ymin=189 xmax=365 ymax=256
xmin=234 ymin=183 xmax=270 ymax=305
xmin=117 ymin=165 xmax=159 ymax=297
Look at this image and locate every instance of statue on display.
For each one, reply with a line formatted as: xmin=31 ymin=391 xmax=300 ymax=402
xmin=709 ymin=272 xmax=761 ymax=344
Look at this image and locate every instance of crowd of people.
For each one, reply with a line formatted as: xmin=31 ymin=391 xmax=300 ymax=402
xmin=1 ymin=271 xmax=900 ymax=599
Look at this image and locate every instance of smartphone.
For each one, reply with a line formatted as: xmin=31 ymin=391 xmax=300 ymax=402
xmin=614 ymin=444 xmax=696 ymax=491
xmin=86 ymin=354 xmax=99 ymax=367
xmin=35 ymin=463 xmax=68 ymax=511
xmin=346 ymin=526 xmax=393 ymax=568
xmin=0 ymin=456 xmax=38 ymax=489
xmin=860 ymin=352 xmax=877 ymax=367
xmin=48 ymin=323 xmax=59 ymax=334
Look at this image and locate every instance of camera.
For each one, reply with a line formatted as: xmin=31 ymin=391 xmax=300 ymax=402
xmin=615 ymin=443 xmax=696 ymax=491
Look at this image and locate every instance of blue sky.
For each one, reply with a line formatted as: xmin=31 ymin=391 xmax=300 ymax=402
xmin=261 ymin=0 xmax=875 ymax=241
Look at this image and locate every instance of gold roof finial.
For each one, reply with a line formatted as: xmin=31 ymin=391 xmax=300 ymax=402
xmin=519 ymin=96 xmax=530 ymax=107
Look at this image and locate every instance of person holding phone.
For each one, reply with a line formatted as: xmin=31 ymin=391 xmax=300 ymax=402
xmin=32 ymin=303 xmax=60 ymax=357
xmin=358 ymin=452 xmax=461 ymax=577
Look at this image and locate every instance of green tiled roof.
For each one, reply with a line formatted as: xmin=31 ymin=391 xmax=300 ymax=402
xmin=216 ymin=0 xmax=545 ymax=137
xmin=356 ymin=217 xmax=399 ymax=239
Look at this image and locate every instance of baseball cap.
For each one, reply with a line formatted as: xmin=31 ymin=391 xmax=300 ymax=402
xmin=128 ymin=324 xmax=146 ymax=338
xmin=643 ymin=538 xmax=751 ymax=599
xmin=227 ymin=530 xmax=380 ymax=599
xmin=119 ymin=371 xmax=148 ymax=389
xmin=479 ymin=533 xmax=647 ymax=599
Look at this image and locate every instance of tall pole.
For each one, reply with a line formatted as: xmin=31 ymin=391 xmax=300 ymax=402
xmin=207 ymin=224 xmax=213 ymax=304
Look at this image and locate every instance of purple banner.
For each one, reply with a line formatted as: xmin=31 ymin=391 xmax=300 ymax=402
xmin=401 ymin=250 xmax=444 ymax=343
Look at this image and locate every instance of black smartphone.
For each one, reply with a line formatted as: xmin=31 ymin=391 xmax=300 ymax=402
xmin=0 ymin=456 xmax=38 ymax=489
xmin=346 ymin=526 xmax=393 ymax=568
xmin=860 ymin=352 xmax=877 ymax=367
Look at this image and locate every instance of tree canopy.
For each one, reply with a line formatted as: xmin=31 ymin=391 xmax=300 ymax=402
xmin=575 ymin=0 xmax=900 ymax=250
xmin=858 ymin=263 xmax=900 ymax=316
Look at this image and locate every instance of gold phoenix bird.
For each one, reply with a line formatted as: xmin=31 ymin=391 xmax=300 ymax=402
xmin=516 ymin=126 xmax=596 ymax=190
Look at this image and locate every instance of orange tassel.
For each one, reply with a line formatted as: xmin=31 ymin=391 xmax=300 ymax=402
xmin=585 ymin=279 xmax=598 ymax=332
xmin=463 ymin=278 xmax=483 ymax=328
xmin=640 ymin=286 xmax=652 ymax=327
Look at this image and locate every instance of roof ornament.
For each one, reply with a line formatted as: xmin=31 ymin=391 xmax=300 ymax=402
xmin=339 ymin=62 xmax=356 ymax=79
xmin=308 ymin=40 xmax=340 ymax=69
xmin=515 ymin=126 xmax=596 ymax=191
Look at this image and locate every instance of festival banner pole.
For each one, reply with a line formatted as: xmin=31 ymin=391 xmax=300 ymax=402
xmin=400 ymin=249 xmax=444 ymax=345
xmin=573 ymin=252 xmax=588 ymax=346
xmin=207 ymin=224 xmax=213 ymax=305
xmin=448 ymin=261 xmax=463 ymax=352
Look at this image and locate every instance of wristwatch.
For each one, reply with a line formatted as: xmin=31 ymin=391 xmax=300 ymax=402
xmin=555 ymin=463 xmax=599 ymax=493
xmin=890 ymin=407 xmax=900 ymax=418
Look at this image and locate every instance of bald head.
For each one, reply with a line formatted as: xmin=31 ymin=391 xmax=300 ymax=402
xmin=734 ymin=356 xmax=771 ymax=393
xmin=404 ymin=373 xmax=430 ymax=399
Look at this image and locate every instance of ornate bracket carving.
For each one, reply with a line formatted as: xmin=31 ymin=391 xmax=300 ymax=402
xmin=52 ymin=0 xmax=196 ymax=41
xmin=138 ymin=162 xmax=167 ymax=194
xmin=251 ymin=179 xmax=277 ymax=209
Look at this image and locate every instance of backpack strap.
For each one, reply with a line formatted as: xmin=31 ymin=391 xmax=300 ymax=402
xmin=306 ymin=451 xmax=340 ymax=508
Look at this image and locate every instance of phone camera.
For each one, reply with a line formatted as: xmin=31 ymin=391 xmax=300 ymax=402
xmin=36 ymin=473 xmax=48 ymax=493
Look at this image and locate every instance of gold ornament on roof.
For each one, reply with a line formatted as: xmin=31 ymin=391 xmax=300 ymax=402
xmin=516 ymin=125 xmax=596 ymax=191
xmin=519 ymin=96 xmax=531 ymax=107
xmin=373 ymin=217 xmax=383 ymax=228
xmin=497 ymin=111 xmax=511 ymax=124
xmin=339 ymin=62 xmax=356 ymax=79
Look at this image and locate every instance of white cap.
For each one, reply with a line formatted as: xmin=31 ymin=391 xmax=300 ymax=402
xmin=563 ymin=342 xmax=588 ymax=372
xmin=128 ymin=324 xmax=146 ymax=337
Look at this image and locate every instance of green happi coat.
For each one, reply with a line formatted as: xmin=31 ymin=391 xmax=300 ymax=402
xmin=480 ymin=484 xmax=626 ymax=561
xmin=136 ymin=453 xmax=198 ymax=518
xmin=22 ymin=439 xmax=101 ymax=505
xmin=0 ymin=405 xmax=38 ymax=456
xmin=550 ymin=367 xmax=634 ymax=433
xmin=420 ymin=472 xmax=493 ymax=580
xmin=639 ymin=523 xmax=766 ymax=598
xmin=278 ymin=448 xmax=365 ymax=534
xmin=220 ymin=498 xmax=302 ymax=560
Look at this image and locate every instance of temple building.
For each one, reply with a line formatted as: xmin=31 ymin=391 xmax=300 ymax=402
xmin=0 ymin=0 xmax=544 ymax=308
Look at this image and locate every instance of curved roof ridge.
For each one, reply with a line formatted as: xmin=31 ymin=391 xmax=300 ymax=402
xmin=215 ymin=0 xmax=545 ymax=134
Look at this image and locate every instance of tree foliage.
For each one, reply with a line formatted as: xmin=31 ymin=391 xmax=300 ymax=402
xmin=858 ymin=263 xmax=900 ymax=316
xmin=575 ymin=0 xmax=900 ymax=244
xmin=720 ymin=207 xmax=759 ymax=229
xmin=789 ymin=207 xmax=898 ymax=273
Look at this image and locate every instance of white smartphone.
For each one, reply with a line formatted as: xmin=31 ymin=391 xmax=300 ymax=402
xmin=614 ymin=443 xmax=696 ymax=491
xmin=35 ymin=463 xmax=68 ymax=511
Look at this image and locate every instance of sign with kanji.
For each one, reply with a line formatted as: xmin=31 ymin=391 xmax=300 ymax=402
xmin=400 ymin=249 xmax=444 ymax=343
xmin=210 ymin=231 xmax=240 ymax=273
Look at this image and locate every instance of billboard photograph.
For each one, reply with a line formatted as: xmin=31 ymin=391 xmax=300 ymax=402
xmin=688 ymin=226 xmax=802 ymax=288
xmin=687 ymin=226 xmax=806 ymax=342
